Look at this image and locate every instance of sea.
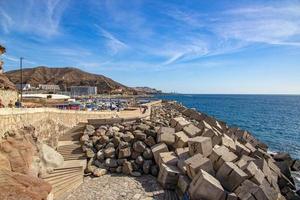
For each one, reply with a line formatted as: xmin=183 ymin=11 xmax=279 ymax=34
xmin=154 ymin=94 xmax=300 ymax=188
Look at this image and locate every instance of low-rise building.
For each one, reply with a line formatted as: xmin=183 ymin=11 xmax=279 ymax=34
xmin=16 ymin=83 xmax=31 ymax=91
xmin=70 ymin=86 xmax=97 ymax=97
xmin=38 ymin=84 xmax=60 ymax=91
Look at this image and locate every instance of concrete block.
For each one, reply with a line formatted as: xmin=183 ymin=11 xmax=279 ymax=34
xmin=236 ymin=155 xmax=256 ymax=169
xmin=151 ymin=143 xmax=169 ymax=164
xmin=177 ymin=159 xmax=187 ymax=174
xmin=157 ymin=132 xmax=175 ymax=146
xmin=174 ymin=131 xmax=189 ymax=148
xmin=243 ymin=161 xmax=265 ymax=185
xmin=221 ymin=134 xmax=236 ymax=151
xmin=202 ymin=127 xmax=223 ymax=146
xmin=189 ymin=169 xmax=226 ymax=200
xmin=226 ymin=193 xmax=238 ymax=200
xmin=177 ymin=175 xmax=191 ymax=194
xmin=235 ymin=180 xmax=269 ymax=200
xmin=185 ymin=153 xmax=215 ymax=179
xmin=209 ymin=146 xmax=238 ymax=171
xmin=158 ymin=152 xmax=178 ymax=166
xmin=175 ymin=147 xmax=190 ymax=160
xmin=170 ymin=117 xmax=191 ymax=131
xmin=157 ymin=163 xmax=181 ymax=189
xmin=183 ymin=124 xmax=201 ymax=138
xmin=157 ymin=127 xmax=175 ymax=135
xmin=188 ymin=136 xmax=212 ymax=157
xmin=235 ymin=141 xmax=251 ymax=156
xmin=216 ymin=162 xmax=248 ymax=192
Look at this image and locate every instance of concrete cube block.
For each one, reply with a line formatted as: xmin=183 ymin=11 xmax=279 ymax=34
xmin=175 ymin=147 xmax=190 ymax=160
xmin=202 ymin=128 xmax=223 ymax=146
xmin=151 ymin=143 xmax=169 ymax=164
xmin=174 ymin=131 xmax=189 ymax=148
xmin=185 ymin=153 xmax=215 ymax=179
xmin=209 ymin=146 xmax=238 ymax=171
xmin=158 ymin=127 xmax=175 ymax=135
xmin=170 ymin=117 xmax=191 ymax=131
xmin=188 ymin=136 xmax=212 ymax=157
xmin=189 ymin=169 xmax=226 ymax=200
xmin=177 ymin=175 xmax=191 ymax=194
xmin=216 ymin=162 xmax=248 ymax=192
xmin=235 ymin=180 xmax=273 ymax=200
xmin=221 ymin=134 xmax=236 ymax=151
xmin=236 ymin=155 xmax=256 ymax=169
xmin=235 ymin=141 xmax=251 ymax=156
xmin=158 ymin=152 xmax=178 ymax=166
xmin=243 ymin=161 xmax=265 ymax=185
xmin=183 ymin=124 xmax=201 ymax=138
xmin=157 ymin=163 xmax=181 ymax=189
xmin=157 ymin=132 xmax=175 ymax=146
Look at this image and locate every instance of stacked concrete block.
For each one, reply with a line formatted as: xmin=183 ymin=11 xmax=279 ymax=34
xmin=188 ymin=136 xmax=212 ymax=157
xmin=185 ymin=153 xmax=215 ymax=179
xmin=210 ymin=146 xmax=238 ymax=171
xmin=170 ymin=117 xmax=191 ymax=132
xmin=176 ymin=175 xmax=191 ymax=198
xmin=183 ymin=124 xmax=201 ymax=138
xmin=157 ymin=131 xmax=175 ymax=146
xmin=216 ymin=162 xmax=248 ymax=192
xmin=174 ymin=131 xmax=189 ymax=148
xmin=202 ymin=127 xmax=223 ymax=146
xmin=158 ymin=152 xmax=179 ymax=166
xmin=157 ymin=163 xmax=181 ymax=189
xmin=189 ymin=169 xmax=226 ymax=200
xmin=151 ymin=143 xmax=169 ymax=164
xmin=243 ymin=161 xmax=265 ymax=185
xmin=175 ymin=147 xmax=190 ymax=174
xmin=221 ymin=134 xmax=236 ymax=152
xmin=235 ymin=141 xmax=251 ymax=156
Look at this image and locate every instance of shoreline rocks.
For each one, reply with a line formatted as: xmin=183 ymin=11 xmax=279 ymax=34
xmin=81 ymin=101 xmax=300 ymax=200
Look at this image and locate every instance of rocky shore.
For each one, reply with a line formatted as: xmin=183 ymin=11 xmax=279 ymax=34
xmin=81 ymin=101 xmax=300 ymax=200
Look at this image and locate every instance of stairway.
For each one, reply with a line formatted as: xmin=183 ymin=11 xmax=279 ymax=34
xmin=42 ymin=124 xmax=87 ymax=200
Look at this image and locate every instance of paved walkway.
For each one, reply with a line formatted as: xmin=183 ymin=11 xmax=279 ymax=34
xmin=65 ymin=174 xmax=166 ymax=200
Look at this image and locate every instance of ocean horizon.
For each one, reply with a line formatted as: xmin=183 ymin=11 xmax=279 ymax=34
xmin=155 ymin=94 xmax=300 ymax=159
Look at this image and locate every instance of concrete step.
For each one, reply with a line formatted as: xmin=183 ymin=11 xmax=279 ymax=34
xmin=44 ymin=171 xmax=82 ymax=185
xmin=41 ymin=168 xmax=82 ymax=179
xmin=53 ymin=175 xmax=83 ymax=200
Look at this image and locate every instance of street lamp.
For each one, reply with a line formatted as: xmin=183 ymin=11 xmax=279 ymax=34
xmin=20 ymin=57 xmax=24 ymax=103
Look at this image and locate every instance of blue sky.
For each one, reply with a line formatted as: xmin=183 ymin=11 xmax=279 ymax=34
xmin=1 ymin=0 xmax=300 ymax=94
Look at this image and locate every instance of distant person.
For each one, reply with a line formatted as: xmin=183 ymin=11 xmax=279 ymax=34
xmin=15 ymin=100 xmax=22 ymax=108
xmin=0 ymin=98 xmax=5 ymax=108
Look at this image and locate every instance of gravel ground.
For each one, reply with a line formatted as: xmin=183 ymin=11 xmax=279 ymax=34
xmin=65 ymin=174 xmax=168 ymax=200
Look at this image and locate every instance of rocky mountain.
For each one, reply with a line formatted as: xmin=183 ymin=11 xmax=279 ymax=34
xmin=5 ymin=66 xmax=132 ymax=93
xmin=133 ymin=87 xmax=162 ymax=94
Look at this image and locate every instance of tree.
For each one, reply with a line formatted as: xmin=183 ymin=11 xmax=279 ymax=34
xmin=0 ymin=45 xmax=6 ymax=54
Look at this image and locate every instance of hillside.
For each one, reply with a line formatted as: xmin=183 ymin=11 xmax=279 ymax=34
xmin=5 ymin=66 xmax=131 ymax=93
xmin=0 ymin=74 xmax=16 ymax=90
xmin=133 ymin=87 xmax=162 ymax=94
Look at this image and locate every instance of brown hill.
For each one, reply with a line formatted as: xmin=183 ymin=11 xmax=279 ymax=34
xmin=5 ymin=66 xmax=131 ymax=93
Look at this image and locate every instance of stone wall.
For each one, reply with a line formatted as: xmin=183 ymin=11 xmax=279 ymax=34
xmin=0 ymin=89 xmax=18 ymax=106
xmin=0 ymin=100 xmax=162 ymax=140
xmin=0 ymin=108 xmax=119 ymax=139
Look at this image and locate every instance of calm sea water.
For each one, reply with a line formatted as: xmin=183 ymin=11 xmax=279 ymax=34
xmin=155 ymin=94 xmax=300 ymax=159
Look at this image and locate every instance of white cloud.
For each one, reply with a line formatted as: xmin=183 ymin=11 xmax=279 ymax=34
xmin=0 ymin=9 xmax=13 ymax=33
xmin=97 ymin=26 xmax=128 ymax=54
xmin=0 ymin=0 xmax=69 ymax=37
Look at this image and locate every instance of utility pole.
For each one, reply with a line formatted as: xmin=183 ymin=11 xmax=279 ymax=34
xmin=20 ymin=57 xmax=24 ymax=103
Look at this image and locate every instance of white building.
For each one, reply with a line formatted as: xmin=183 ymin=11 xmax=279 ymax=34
xmin=70 ymin=86 xmax=97 ymax=97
